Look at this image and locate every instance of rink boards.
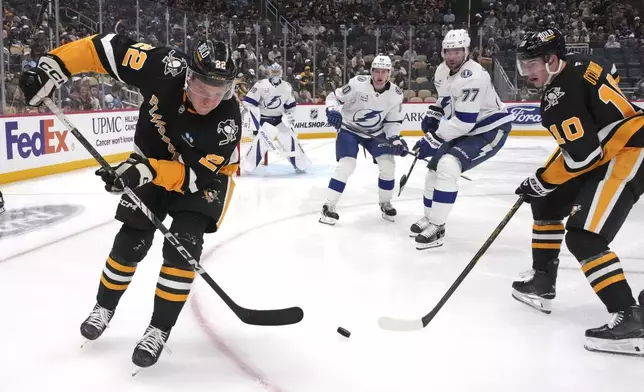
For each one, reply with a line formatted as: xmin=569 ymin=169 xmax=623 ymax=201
xmin=1 ymin=101 xmax=643 ymax=184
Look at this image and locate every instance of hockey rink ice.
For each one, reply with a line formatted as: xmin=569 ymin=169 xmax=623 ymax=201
xmin=1 ymin=136 xmax=643 ymax=391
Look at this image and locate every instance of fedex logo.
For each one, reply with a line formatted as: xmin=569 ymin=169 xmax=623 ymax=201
xmin=6 ymin=119 xmax=69 ymax=159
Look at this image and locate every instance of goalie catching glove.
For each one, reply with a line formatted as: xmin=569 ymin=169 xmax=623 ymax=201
xmin=96 ymin=153 xmax=157 ymax=194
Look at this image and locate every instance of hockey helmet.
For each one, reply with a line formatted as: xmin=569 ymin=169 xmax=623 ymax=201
xmin=187 ymin=40 xmax=237 ymax=101
xmin=268 ymin=63 xmax=283 ymax=85
xmin=516 ymin=28 xmax=566 ymax=83
xmin=442 ymin=29 xmax=471 ymax=57
xmin=371 ymin=55 xmax=392 ymax=72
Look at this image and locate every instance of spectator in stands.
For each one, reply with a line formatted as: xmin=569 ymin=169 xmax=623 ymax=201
xmin=299 ymin=65 xmax=313 ymax=94
xmin=633 ymin=78 xmax=644 ymax=100
xmin=268 ymin=45 xmax=281 ymax=63
xmin=403 ymin=45 xmax=417 ymax=63
xmin=605 ymin=34 xmax=621 ymax=48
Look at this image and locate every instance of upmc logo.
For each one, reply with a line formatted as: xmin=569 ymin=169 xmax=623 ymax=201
xmin=510 ymin=105 xmax=542 ymax=125
xmin=5 ymin=119 xmax=69 ymax=159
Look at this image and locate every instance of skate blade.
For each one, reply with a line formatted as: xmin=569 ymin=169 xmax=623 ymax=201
xmin=584 ymin=337 xmax=644 ymax=357
xmin=415 ymin=238 xmax=444 ymax=250
xmin=381 ymin=213 xmax=395 ymax=222
xmin=80 ymin=338 xmax=91 ymax=349
xmin=132 ymin=366 xmax=142 ymax=377
xmin=511 ymin=290 xmax=552 ymax=314
xmin=319 ymin=216 xmax=337 ymax=225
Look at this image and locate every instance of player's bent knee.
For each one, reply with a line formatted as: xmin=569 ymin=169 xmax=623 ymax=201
xmin=162 ymin=212 xmax=209 ymax=268
xmin=110 ymin=225 xmax=155 ymax=265
xmin=565 ymin=228 xmax=609 ymax=261
xmin=376 ymin=155 xmax=395 ymax=180
xmin=436 ymin=154 xmax=462 ymax=182
xmin=335 ymin=157 xmax=357 ymax=179
xmin=425 ymin=169 xmax=437 ymax=188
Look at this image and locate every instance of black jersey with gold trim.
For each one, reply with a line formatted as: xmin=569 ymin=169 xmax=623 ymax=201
xmin=538 ymin=58 xmax=644 ymax=185
xmin=49 ymin=33 xmax=241 ymax=193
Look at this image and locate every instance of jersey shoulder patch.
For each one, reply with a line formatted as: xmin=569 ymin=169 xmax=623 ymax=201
xmin=395 ymin=86 xmax=403 ymax=95
xmin=161 ymin=49 xmax=188 ymax=78
xmin=356 ymin=75 xmax=368 ymax=83
xmin=342 ymin=84 xmax=352 ymax=94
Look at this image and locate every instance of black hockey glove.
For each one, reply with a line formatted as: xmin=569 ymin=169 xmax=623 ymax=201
xmin=95 ymin=153 xmax=157 ymax=194
xmin=515 ymin=169 xmax=556 ymax=202
xmin=19 ymin=55 xmax=70 ymax=107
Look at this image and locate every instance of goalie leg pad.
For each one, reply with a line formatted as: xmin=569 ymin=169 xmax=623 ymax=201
xmin=428 ymin=154 xmax=461 ymax=226
xmin=327 ymin=157 xmax=356 ymax=206
xmin=375 ymin=154 xmax=395 ymax=203
xmin=241 ymin=122 xmax=280 ymax=172
xmin=276 ymin=122 xmax=312 ymax=172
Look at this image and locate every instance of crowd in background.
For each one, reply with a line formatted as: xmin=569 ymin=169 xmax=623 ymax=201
xmin=2 ymin=0 xmax=644 ymax=113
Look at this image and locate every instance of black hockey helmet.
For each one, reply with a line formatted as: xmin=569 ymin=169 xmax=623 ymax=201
xmin=516 ymin=28 xmax=566 ymax=83
xmin=517 ymin=28 xmax=566 ymax=62
xmin=186 ymin=40 xmax=236 ymax=101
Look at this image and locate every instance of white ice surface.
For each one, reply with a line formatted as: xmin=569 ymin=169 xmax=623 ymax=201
xmin=1 ymin=136 xmax=643 ymax=392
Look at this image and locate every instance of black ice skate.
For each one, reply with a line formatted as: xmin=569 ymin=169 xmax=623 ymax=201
xmin=0 ymin=191 xmax=5 ymax=214
xmin=80 ymin=303 xmax=114 ymax=343
xmin=409 ymin=216 xmax=430 ymax=237
xmin=415 ymin=223 xmax=445 ymax=250
xmin=511 ymin=260 xmax=558 ymax=314
xmin=380 ymin=202 xmax=397 ymax=222
xmin=132 ymin=324 xmax=171 ymax=374
xmin=584 ymin=305 xmax=644 ymax=356
xmin=319 ymin=203 xmax=339 ymax=225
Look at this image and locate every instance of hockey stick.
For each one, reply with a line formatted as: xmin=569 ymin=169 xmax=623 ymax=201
xmin=378 ymin=195 xmax=525 ymax=331
xmin=42 ymin=97 xmax=304 ymax=327
xmin=398 ymin=155 xmax=418 ymax=196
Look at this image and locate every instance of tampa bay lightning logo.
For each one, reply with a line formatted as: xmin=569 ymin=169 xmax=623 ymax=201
xmin=264 ymin=96 xmax=282 ymax=110
xmin=352 ymin=109 xmax=383 ymax=128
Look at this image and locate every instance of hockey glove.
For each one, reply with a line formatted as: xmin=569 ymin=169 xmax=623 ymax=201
xmin=388 ymin=135 xmax=409 ymax=157
xmin=19 ymin=55 xmax=70 ymax=107
xmin=413 ymin=131 xmax=443 ymax=159
xmin=95 ymin=153 xmax=157 ymax=194
xmin=326 ymin=107 xmax=343 ymax=130
xmin=515 ymin=169 xmax=556 ymax=203
xmin=421 ymin=104 xmax=444 ymax=133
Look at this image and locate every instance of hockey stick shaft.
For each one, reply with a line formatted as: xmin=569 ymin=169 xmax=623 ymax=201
xmin=43 ymin=98 xmax=303 ymax=326
xmin=421 ymin=196 xmax=525 ymax=325
xmin=378 ymin=196 xmax=524 ymax=331
xmin=398 ymin=155 xmax=418 ymax=196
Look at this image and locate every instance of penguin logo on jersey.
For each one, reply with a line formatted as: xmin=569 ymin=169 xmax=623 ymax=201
xmin=162 ymin=50 xmax=187 ymax=77
xmin=353 ymin=110 xmax=383 ymax=128
xmin=544 ymin=87 xmax=565 ymax=111
xmin=265 ymin=96 xmax=282 ymax=110
xmin=217 ymin=119 xmax=238 ymax=146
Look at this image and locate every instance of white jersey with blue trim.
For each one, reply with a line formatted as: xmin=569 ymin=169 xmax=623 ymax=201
xmin=242 ymin=78 xmax=297 ymax=118
xmin=433 ymin=59 xmax=513 ymax=141
xmin=326 ymin=75 xmax=404 ymax=139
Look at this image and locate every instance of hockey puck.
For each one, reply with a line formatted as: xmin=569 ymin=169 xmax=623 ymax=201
xmin=337 ymin=327 xmax=351 ymax=338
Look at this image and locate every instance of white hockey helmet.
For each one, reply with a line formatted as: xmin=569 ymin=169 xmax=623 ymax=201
xmin=371 ymin=55 xmax=392 ymax=72
xmin=268 ymin=63 xmax=283 ymax=84
xmin=442 ymin=29 xmax=471 ymax=59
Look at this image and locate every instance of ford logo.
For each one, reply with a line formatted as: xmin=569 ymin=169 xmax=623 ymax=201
xmin=510 ymin=105 xmax=542 ymax=125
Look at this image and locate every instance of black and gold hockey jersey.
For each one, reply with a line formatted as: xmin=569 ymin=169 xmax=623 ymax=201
xmin=538 ymin=58 xmax=644 ymax=185
xmin=49 ymin=33 xmax=241 ymax=194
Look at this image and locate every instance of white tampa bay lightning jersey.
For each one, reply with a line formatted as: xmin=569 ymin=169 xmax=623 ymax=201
xmin=433 ymin=59 xmax=513 ymax=141
xmin=242 ymin=79 xmax=297 ymax=117
xmin=326 ymin=75 xmax=404 ymax=138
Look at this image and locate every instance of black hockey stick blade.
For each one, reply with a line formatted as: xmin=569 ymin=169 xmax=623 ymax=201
xmin=378 ymin=196 xmax=525 ymax=331
xmin=43 ymin=98 xmax=304 ymax=327
xmin=237 ymin=306 xmax=304 ymax=326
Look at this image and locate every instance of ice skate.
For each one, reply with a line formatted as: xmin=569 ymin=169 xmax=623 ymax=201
xmin=409 ymin=216 xmax=430 ymax=237
xmin=380 ymin=201 xmax=397 ymax=222
xmin=511 ymin=260 xmax=558 ymax=314
xmin=415 ymin=223 xmax=445 ymax=249
xmin=319 ymin=203 xmax=339 ymax=225
xmin=131 ymin=324 xmax=171 ymax=375
xmin=80 ymin=303 xmax=114 ymax=346
xmin=584 ymin=305 xmax=644 ymax=356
